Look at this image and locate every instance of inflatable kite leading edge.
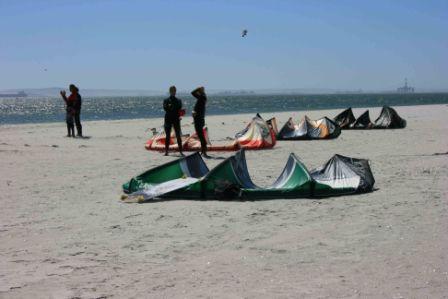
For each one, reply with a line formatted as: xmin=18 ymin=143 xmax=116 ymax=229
xmin=122 ymin=150 xmax=375 ymax=202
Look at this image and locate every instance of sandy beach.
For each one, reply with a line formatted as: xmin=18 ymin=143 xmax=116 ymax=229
xmin=0 ymin=104 xmax=447 ymax=298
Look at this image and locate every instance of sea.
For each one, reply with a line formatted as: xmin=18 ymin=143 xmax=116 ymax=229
xmin=1 ymin=93 xmax=448 ymax=125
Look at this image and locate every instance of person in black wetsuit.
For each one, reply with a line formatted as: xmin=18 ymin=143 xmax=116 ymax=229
xmin=71 ymin=85 xmax=83 ymax=137
xmin=191 ymin=86 xmax=209 ymax=157
xmin=163 ymin=86 xmax=184 ymax=156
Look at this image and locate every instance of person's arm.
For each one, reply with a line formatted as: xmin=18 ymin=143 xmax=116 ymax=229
xmin=191 ymin=87 xmax=204 ymax=99
xmin=191 ymin=88 xmax=200 ymax=99
xmin=60 ymin=90 xmax=68 ymax=103
xmin=163 ymin=99 xmax=169 ymax=112
xmin=192 ymin=92 xmax=206 ymax=117
xmin=191 ymin=88 xmax=201 ymax=117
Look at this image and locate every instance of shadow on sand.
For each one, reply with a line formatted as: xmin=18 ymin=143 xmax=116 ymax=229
xmin=131 ymin=188 xmax=379 ymax=204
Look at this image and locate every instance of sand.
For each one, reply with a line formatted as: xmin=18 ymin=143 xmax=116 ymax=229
xmin=1 ymin=104 xmax=447 ymax=298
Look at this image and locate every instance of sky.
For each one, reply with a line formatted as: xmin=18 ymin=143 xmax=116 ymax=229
xmin=0 ymin=0 xmax=447 ymax=91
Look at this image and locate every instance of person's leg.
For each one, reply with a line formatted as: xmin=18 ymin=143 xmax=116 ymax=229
xmin=68 ymin=117 xmax=75 ymax=137
xmin=66 ymin=122 xmax=72 ymax=137
xmin=173 ymin=121 xmax=183 ymax=155
xmin=70 ymin=124 xmax=75 ymax=137
xmin=194 ymin=117 xmax=207 ymax=154
xmin=66 ymin=113 xmax=73 ymax=137
xmin=164 ymin=122 xmax=172 ymax=155
xmin=74 ymin=112 xmax=82 ymax=136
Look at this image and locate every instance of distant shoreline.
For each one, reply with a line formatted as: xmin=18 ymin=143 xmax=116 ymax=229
xmin=1 ymin=89 xmax=448 ymax=98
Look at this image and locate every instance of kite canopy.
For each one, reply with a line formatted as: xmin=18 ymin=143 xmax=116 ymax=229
xmin=122 ymin=150 xmax=374 ymax=201
xmin=352 ymin=110 xmax=373 ymax=129
xmin=235 ymin=114 xmax=276 ymax=148
xmin=334 ymin=108 xmax=356 ymax=129
xmin=277 ymin=116 xmax=341 ymax=140
xmin=374 ymin=106 xmax=407 ymax=129
xmin=334 ymin=106 xmax=406 ymax=129
xmin=310 ymin=154 xmax=375 ymax=196
xmin=145 ymin=114 xmax=276 ymax=152
xmin=122 ymin=152 xmax=209 ymax=194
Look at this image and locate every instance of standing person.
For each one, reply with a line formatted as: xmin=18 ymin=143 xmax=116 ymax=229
xmin=60 ymin=89 xmax=75 ymax=137
xmin=191 ymin=86 xmax=209 ymax=157
xmin=163 ymin=86 xmax=184 ymax=156
xmin=71 ymin=84 xmax=82 ymax=137
xmin=60 ymin=84 xmax=82 ymax=137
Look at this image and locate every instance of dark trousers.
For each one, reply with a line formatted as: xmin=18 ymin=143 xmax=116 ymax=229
xmin=194 ymin=117 xmax=207 ymax=153
xmin=74 ymin=111 xmax=82 ymax=136
xmin=66 ymin=109 xmax=75 ymax=136
xmin=164 ymin=120 xmax=183 ymax=152
xmin=66 ymin=116 xmax=75 ymax=136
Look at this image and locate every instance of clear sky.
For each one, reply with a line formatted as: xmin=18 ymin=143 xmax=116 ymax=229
xmin=1 ymin=0 xmax=447 ymax=91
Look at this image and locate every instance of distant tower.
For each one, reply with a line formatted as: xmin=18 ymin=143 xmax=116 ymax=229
xmin=397 ymin=78 xmax=414 ymax=93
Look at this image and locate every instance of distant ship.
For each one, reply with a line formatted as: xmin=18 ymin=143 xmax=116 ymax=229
xmin=0 ymin=91 xmax=28 ymax=98
xmin=397 ymin=78 xmax=414 ymax=93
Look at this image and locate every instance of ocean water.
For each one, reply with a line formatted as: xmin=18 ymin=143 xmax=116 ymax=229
xmin=1 ymin=93 xmax=447 ymax=125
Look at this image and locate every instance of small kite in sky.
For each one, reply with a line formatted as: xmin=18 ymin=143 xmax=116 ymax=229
xmin=242 ymin=29 xmax=248 ymax=37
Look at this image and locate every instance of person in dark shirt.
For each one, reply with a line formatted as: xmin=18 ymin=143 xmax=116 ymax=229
xmin=191 ymin=86 xmax=209 ymax=157
xmin=163 ymin=86 xmax=184 ymax=156
xmin=71 ymin=85 xmax=83 ymax=137
xmin=60 ymin=89 xmax=75 ymax=137
xmin=60 ymin=84 xmax=82 ymax=137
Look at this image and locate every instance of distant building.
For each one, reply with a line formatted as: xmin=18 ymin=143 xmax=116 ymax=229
xmin=397 ymin=78 xmax=414 ymax=93
xmin=0 ymin=91 xmax=27 ymax=98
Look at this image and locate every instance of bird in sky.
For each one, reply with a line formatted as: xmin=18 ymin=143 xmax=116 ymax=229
xmin=242 ymin=29 xmax=248 ymax=37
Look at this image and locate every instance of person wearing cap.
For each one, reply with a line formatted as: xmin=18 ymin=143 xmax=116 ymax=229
xmin=191 ymin=86 xmax=209 ymax=157
xmin=163 ymin=86 xmax=184 ymax=156
xmin=60 ymin=84 xmax=82 ymax=137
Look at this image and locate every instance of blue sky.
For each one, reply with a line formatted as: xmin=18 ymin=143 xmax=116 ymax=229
xmin=0 ymin=0 xmax=447 ymax=91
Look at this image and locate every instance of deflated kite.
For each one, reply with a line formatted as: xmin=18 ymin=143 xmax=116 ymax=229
xmin=334 ymin=106 xmax=406 ymax=129
xmin=276 ymin=116 xmax=341 ymax=140
xmin=145 ymin=114 xmax=277 ymax=152
xmin=122 ymin=150 xmax=374 ymax=202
